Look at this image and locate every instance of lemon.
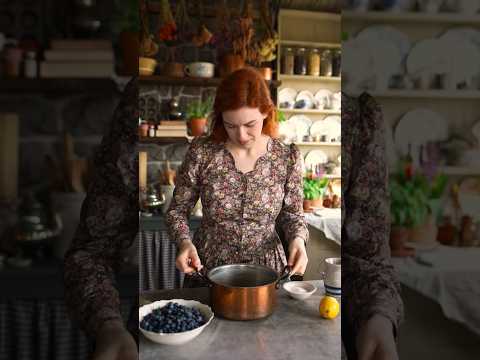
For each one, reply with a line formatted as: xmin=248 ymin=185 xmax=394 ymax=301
xmin=319 ymin=296 xmax=340 ymax=319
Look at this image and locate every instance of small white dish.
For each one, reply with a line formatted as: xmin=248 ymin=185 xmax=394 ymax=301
xmin=139 ymin=299 xmax=214 ymax=346
xmin=283 ymin=281 xmax=317 ymax=300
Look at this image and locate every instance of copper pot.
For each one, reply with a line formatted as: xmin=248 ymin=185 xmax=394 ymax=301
xmin=199 ymin=264 xmax=289 ymax=320
xmin=219 ymin=54 xmax=245 ymax=78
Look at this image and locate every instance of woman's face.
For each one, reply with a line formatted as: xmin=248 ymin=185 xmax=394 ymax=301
xmin=222 ymin=106 xmax=266 ymax=149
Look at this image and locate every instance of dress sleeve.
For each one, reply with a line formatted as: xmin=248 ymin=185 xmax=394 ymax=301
xmin=342 ymin=94 xmax=404 ymax=338
xmin=63 ymin=78 xmax=139 ymax=338
xmin=277 ymin=144 xmax=309 ymax=244
xmin=165 ymin=139 xmax=203 ymax=246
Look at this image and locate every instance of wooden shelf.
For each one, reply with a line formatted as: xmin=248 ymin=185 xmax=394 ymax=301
xmin=280 ymin=40 xmax=341 ymax=49
xmin=0 ymin=78 xmax=118 ymax=93
xmin=139 ymin=75 xmax=282 ymax=88
xmin=295 ymin=142 xmax=341 ymax=146
xmin=280 ymin=108 xmax=340 ymax=115
xmin=439 ymin=166 xmax=480 ymax=176
xmin=279 ymin=9 xmax=341 ymax=22
xmin=370 ymin=89 xmax=480 ymax=100
xmin=343 ymin=10 xmax=480 ymax=25
xmin=278 ymin=75 xmax=341 ymax=82
xmin=139 ymin=136 xmax=192 ymax=145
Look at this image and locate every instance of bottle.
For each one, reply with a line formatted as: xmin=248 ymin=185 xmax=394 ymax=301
xmin=148 ymin=125 xmax=155 ymax=137
xmin=281 ymin=47 xmax=294 ymax=75
xmin=332 ymin=49 xmax=341 ymax=77
xmin=320 ymin=49 xmax=333 ymax=77
xmin=24 ymin=51 xmax=37 ymax=78
xmin=307 ymin=48 xmax=320 ymax=76
xmin=294 ymin=48 xmax=307 ymax=75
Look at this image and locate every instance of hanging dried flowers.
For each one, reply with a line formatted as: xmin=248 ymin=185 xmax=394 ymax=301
xmin=139 ymin=0 xmax=159 ymax=57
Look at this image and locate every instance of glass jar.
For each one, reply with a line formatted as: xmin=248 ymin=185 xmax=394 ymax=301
xmin=294 ymin=48 xmax=307 ymax=75
xmin=307 ymin=48 xmax=320 ymax=76
xmin=281 ymin=47 xmax=294 ymax=75
xmin=320 ymin=49 xmax=333 ymax=77
xmin=332 ymin=49 xmax=341 ymax=77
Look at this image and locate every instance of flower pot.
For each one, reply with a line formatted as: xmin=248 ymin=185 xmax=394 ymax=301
xmin=390 ymin=226 xmax=410 ymax=251
xmin=409 ymin=215 xmax=438 ymax=245
xmin=219 ymin=54 xmax=245 ymax=78
xmin=303 ymin=199 xmax=315 ymax=212
xmin=163 ymin=62 xmax=185 ymax=78
xmin=139 ymin=57 xmax=157 ymax=76
xmin=119 ymin=31 xmax=139 ymax=76
xmin=189 ymin=118 xmax=207 ymax=137
xmin=311 ymin=198 xmax=323 ymax=209
xmin=258 ymin=67 xmax=272 ymax=80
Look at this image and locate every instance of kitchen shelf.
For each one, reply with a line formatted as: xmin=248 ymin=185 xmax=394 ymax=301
xmin=280 ymin=40 xmax=341 ymax=49
xmin=343 ymin=10 xmax=480 ymax=25
xmin=139 ymin=75 xmax=282 ymax=88
xmin=279 ymin=9 xmax=341 ymax=22
xmin=278 ymin=75 xmax=341 ymax=82
xmin=295 ymin=142 xmax=341 ymax=147
xmin=280 ymin=108 xmax=341 ymax=115
xmin=370 ymin=89 xmax=480 ymax=100
xmin=439 ymin=166 xmax=480 ymax=176
xmin=139 ymin=136 xmax=192 ymax=145
xmin=0 ymin=78 xmax=118 ymax=93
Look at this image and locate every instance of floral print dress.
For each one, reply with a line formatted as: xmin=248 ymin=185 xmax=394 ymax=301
xmin=341 ymin=92 xmax=404 ymax=358
xmin=165 ymin=137 xmax=309 ymax=280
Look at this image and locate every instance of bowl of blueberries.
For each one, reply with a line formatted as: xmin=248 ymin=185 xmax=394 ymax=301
xmin=139 ymin=299 xmax=214 ymax=345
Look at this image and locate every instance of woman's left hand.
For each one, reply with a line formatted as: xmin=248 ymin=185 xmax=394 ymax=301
xmin=288 ymin=237 xmax=308 ymax=275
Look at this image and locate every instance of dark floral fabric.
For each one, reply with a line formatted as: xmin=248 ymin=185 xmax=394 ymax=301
xmin=341 ymin=92 xmax=404 ymax=339
xmin=166 ymin=137 xmax=309 ymax=276
xmin=64 ymin=78 xmax=139 ymax=337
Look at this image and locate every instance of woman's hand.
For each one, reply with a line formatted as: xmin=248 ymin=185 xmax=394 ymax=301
xmin=356 ymin=314 xmax=399 ymax=360
xmin=176 ymin=240 xmax=203 ymax=274
xmin=92 ymin=320 xmax=137 ymax=360
xmin=288 ymin=237 xmax=308 ymax=275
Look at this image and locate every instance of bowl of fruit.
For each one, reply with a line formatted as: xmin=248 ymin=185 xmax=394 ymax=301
xmin=139 ymin=299 xmax=214 ymax=345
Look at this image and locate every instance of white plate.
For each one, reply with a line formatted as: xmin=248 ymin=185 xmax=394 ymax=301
xmin=407 ymin=39 xmax=445 ymax=76
xmin=278 ymin=88 xmax=297 ymax=108
xmin=304 ymin=150 xmax=328 ymax=168
xmin=314 ymin=89 xmax=333 ymax=109
xmin=357 ymin=25 xmax=411 ymax=61
xmin=331 ymin=92 xmax=341 ymax=110
xmin=362 ymin=38 xmax=402 ymax=90
xmin=394 ymin=108 xmax=448 ymax=156
xmin=309 ymin=116 xmax=341 ymax=141
xmin=289 ymin=115 xmax=312 ymax=140
xmin=295 ymin=90 xmax=315 ymax=109
xmin=139 ymin=299 xmax=214 ymax=346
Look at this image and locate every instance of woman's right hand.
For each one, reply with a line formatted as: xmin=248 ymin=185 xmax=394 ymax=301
xmin=176 ymin=240 xmax=203 ymax=274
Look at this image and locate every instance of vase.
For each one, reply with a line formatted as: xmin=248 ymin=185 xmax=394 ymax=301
xmin=119 ymin=31 xmax=139 ymax=76
xmin=219 ymin=54 xmax=245 ymax=78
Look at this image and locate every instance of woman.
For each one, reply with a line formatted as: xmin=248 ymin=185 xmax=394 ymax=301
xmin=341 ymin=92 xmax=404 ymax=360
xmin=166 ymin=67 xmax=309 ymax=283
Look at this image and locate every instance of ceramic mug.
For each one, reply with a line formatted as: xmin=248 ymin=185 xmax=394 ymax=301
xmin=184 ymin=62 xmax=215 ymax=78
xmin=322 ymin=257 xmax=341 ymax=296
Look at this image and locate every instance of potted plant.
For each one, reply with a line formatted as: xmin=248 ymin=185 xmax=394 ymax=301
xmin=186 ymin=97 xmax=214 ymax=137
xmin=303 ymin=177 xmax=329 ymax=212
xmin=389 ymin=161 xmax=448 ymax=255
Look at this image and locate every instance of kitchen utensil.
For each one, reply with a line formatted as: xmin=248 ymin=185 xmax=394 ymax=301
xmin=184 ymin=62 xmax=215 ymax=78
xmin=282 ymin=281 xmax=317 ymax=300
xmin=309 ymin=117 xmax=341 ymax=141
xmin=321 ymin=257 xmax=341 ymax=296
xmin=194 ymin=264 xmax=291 ymax=320
xmin=288 ymin=115 xmax=312 ymax=140
xmin=314 ymin=89 xmax=333 ymax=109
xmin=139 ymin=299 xmax=214 ymax=345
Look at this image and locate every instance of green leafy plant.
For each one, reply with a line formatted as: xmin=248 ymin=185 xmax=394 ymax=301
xmin=276 ymin=109 xmax=286 ymax=123
xmin=303 ymin=178 xmax=329 ymax=200
xmin=186 ymin=97 xmax=214 ymax=120
xmin=112 ymin=0 xmax=141 ymax=34
xmin=390 ymin=169 xmax=448 ymax=227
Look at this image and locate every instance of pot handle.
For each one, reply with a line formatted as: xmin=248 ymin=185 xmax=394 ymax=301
xmin=276 ymin=265 xmax=292 ymax=289
xmin=191 ymin=267 xmax=213 ymax=286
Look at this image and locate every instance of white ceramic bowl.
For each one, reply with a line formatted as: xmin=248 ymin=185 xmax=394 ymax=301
xmin=139 ymin=299 xmax=214 ymax=345
xmin=283 ymin=281 xmax=317 ymax=300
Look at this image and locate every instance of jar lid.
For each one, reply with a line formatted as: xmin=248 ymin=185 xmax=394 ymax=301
xmin=310 ymin=48 xmax=319 ymax=53
xmin=297 ymin=47 xmax=306 ymax=51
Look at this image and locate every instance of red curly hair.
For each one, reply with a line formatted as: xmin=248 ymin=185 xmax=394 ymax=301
xmin=209 ymin=67 xmax=278 ymax=143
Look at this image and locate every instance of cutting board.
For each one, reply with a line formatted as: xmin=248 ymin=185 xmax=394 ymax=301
xmin=0 ymin=114 xmax=19 ymax=202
